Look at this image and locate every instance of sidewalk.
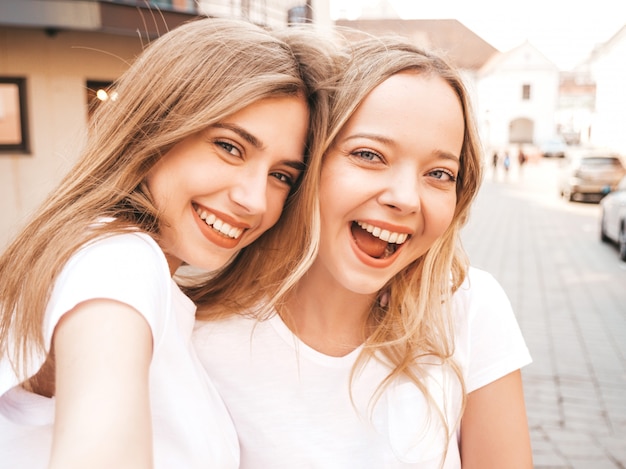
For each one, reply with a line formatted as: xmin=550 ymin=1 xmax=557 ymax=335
xmin=461 ymin=160 xmax=626 ymax=468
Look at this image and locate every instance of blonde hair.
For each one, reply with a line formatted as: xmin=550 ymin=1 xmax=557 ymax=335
xmin=0 ymin=18 xmax=336 ymax=383
xmin=327 ymin=34 xmax=483 ymax=464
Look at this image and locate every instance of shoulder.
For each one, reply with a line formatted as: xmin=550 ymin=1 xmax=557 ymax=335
xmin=194 ymin=313 xmax=257 ymax=343
xmin=60 ymin=231 xmax=170 ymax=290
xmin=452 ymin=267 xmax=511 ymax=316
xmin=45 ymin=231 xmax=172 ymax=349
xmin=193 ymin=308 xmax=276 ymax=361
xmin=458 ymin=266 xmax=503 ymax=294
xmin=77 ymin=231 xmax=166 ymax=268
xmin=451 ymin=267 xmax=532 ymax=391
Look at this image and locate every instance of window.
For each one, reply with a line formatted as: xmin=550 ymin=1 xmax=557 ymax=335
xmin=108 ymin=0 xmax=197 ymax=13
xmin=0 ymin=78 xmax=29 ymax=153
xmin=522 ymin=84 xmax=531 ymax=100
xmin=86 ymin=80 xmax=116 ymax=118
xmin=288 ymin=5 xmax=312 ymax=24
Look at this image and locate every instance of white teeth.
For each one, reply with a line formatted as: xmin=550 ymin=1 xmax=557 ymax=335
xmin=356 ymin=221 xmax=408 ymax=245
xmin=194 ymin=206 xmax=244 ymax=239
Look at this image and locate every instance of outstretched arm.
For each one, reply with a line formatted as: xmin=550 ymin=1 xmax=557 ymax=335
xmin=49 ymin=298 xmax=154 ymax=469
xmin=459 ymin=370 xmax=533 ymax=468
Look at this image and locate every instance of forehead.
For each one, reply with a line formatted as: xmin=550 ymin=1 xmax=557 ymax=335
xmin=341 ymin=71 xmax=465 ymax=157
xmin=356 ymin=71 xmax=461 ymax=119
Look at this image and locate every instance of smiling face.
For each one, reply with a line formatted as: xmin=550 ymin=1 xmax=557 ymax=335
xmin=147 ymin=95 xmax=309 ymax=274
xmin=314 ymin=71 xmax=465 ymax=295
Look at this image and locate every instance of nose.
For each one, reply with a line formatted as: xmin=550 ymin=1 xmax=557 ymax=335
xmin=377 ymin=167 xmax=420 ymax=213
xmin=229 ymin=168 xmax=268 ymax=215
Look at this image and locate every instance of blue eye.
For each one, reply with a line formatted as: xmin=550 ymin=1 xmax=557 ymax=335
xmin=353 ymin=150 xmax=382 ymax=162
xmin=429 ymin=169 xmax=456 ymax=182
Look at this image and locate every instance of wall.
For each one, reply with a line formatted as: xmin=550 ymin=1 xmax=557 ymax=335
xmin=0 ymin=27 xmax=143 ymax=249
xmin=476 ymin=43 xmax=560 ymax=153
xmin=590 ymin=30 xmax=626 ymax=153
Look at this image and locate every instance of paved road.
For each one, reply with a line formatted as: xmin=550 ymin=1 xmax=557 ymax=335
xmin=461 ymin=158 xmax=626 ymax=468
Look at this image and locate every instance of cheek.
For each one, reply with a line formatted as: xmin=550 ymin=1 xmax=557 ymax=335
xmin=430 ymin=195 xmax=457 ymax=236
xmin=263 ymin=190 xmax=291 ymax=229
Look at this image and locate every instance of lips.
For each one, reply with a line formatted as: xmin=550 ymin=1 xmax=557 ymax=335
xmin=194 ymin=205 xmax=244 ymax=240
xmin=351 ymin=221 xmax=410 ymax=259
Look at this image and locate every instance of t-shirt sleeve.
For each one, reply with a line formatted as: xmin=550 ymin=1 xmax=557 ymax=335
xmin=458 ymin=268 xmax=532 ymax=393
xmin=43 ymin=232 xmax=171 ymax=353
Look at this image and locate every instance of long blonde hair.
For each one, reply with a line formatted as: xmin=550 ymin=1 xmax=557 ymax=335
xmin=327 ymin=34 xmax=483 ymax=462
xmin=0 ymin=18 xmax=336 ymax=382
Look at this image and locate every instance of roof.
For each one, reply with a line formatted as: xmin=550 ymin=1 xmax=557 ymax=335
xmin=334 ymin=18 xmax=498 ymax=71
xmin=478 ymin=41 xmax=559 ymax=76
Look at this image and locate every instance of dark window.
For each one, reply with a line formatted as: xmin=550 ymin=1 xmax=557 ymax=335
xmin=288 ymin=5 xmax=312 ymax=24
xmin=106 ymin=0 xmax=197 ymax=13
xmin=86 ymin=80 xmax=116 ymax=118
xmin=0 ymin=77 xmax=29 ymax=153
xmin=522 ymin=84 xmax=531 ymax=100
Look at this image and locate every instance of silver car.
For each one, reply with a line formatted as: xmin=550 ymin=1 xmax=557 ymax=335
xmin=559 ymin=150 xmax=626 ymax=202
xmin=600 ymin=175 xmax=626 ymax=261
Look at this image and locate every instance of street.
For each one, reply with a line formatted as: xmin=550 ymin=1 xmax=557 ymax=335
xmin=461 ymin=157 xmax=626 ymax=468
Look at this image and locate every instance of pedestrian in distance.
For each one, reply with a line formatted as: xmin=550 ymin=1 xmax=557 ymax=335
xmin=503 ymin=150 xmax=511 ymax=179
xmin=194 ymin=33 xmax=534 ymax=469
xmin=518 ymin=146 xmax=527 ymax=167
xmin=0 ymin=17 xmax=336 ymax=469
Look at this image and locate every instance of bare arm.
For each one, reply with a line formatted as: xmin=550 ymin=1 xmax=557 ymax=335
xmin=459 ymin=370 xmax=533 ymax=468
xmin=49 ymin=299 xmax=154 ymax=469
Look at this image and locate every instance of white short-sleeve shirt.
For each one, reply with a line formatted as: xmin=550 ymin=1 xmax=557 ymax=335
xmin=0 ymin=232 xmax=239 ymax=468
xmin=193 ymin=267 xmax=531 ymax=468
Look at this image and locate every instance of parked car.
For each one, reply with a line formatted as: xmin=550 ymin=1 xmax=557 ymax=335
xmin=539 ymin=137 xmax=567 ymax=158
xmin=558 ymin=149 xmax=626 ymax=202
xmin=600 ymin=175 xmax=626 ymax=261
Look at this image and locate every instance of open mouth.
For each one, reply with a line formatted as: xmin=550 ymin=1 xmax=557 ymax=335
xmin=193 ymin=204 xmax=244 ymax=240
xmin=351 ymin=221 xmax=409 ymax=259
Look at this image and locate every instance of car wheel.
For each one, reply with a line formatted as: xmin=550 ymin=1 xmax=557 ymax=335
xmin=600 ymin=212 xmax=611 ymax=243
xmin=619 ymin=225 xmax=626 ymax=262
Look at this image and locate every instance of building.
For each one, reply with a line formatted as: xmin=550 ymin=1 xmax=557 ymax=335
xmin=587 ymin=25 xmax=626 ymax=154
xmin=475 ymin=42 xmax=561 ymax=154
xmin=0 ymin=0 xmax=326 ymax=250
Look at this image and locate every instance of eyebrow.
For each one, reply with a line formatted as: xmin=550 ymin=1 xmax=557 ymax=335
xmin=344 ymin=132 xmax=393 ymax=146
xmin=212 ymin=123 xmax=264 ymax=150
xmin=344 ymin=132 xmax=461 ymax=163
xmin=213 ymin=122 xmax=306 ymax=171
xmin=284 ymin=159 xmax=307 ymax=172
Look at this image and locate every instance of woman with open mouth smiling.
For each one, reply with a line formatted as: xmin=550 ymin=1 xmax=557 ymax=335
xmin=194 ymin=33 xmax=533 ymax=469
xmin=0 ymin=19 xmax=337 ymax=469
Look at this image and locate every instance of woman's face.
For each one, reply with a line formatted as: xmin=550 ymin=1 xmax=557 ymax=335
xmin=147 ymin=95 xmax=309 ymax=274
xmin=316 ymin=71 xmax=465 ymax=295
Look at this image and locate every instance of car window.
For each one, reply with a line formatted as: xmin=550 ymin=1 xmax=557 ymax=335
xmin=580 ymin=157 xmax=623 ymax=167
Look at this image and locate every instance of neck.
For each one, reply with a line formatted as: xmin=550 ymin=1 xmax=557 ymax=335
xmin=282 ymin=263 xmax=376 ymax=357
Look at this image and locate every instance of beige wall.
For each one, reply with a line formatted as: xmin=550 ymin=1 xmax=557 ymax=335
xmin=0 ymin=27 xmax=142 ymax=250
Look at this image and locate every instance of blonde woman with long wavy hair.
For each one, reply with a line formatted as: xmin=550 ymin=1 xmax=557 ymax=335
xmin=194 ymin=34 xmax=533 ymax=468
xmin=0 ymin=18 xmax=336 ymax=469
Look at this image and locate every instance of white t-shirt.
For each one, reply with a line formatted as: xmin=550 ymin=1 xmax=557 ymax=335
xmin=0 ymin=232 xmax=239 ymax=468
xmin=193 ymin=267 xmax=531 ymax=469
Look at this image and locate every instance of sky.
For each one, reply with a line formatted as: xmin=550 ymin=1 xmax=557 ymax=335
xmin=329 ymin=0 xmax=626 ymax=70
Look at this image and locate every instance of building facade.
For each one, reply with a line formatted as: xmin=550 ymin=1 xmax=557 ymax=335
xmin=475 ymin=42 xmax=561 ymax=154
